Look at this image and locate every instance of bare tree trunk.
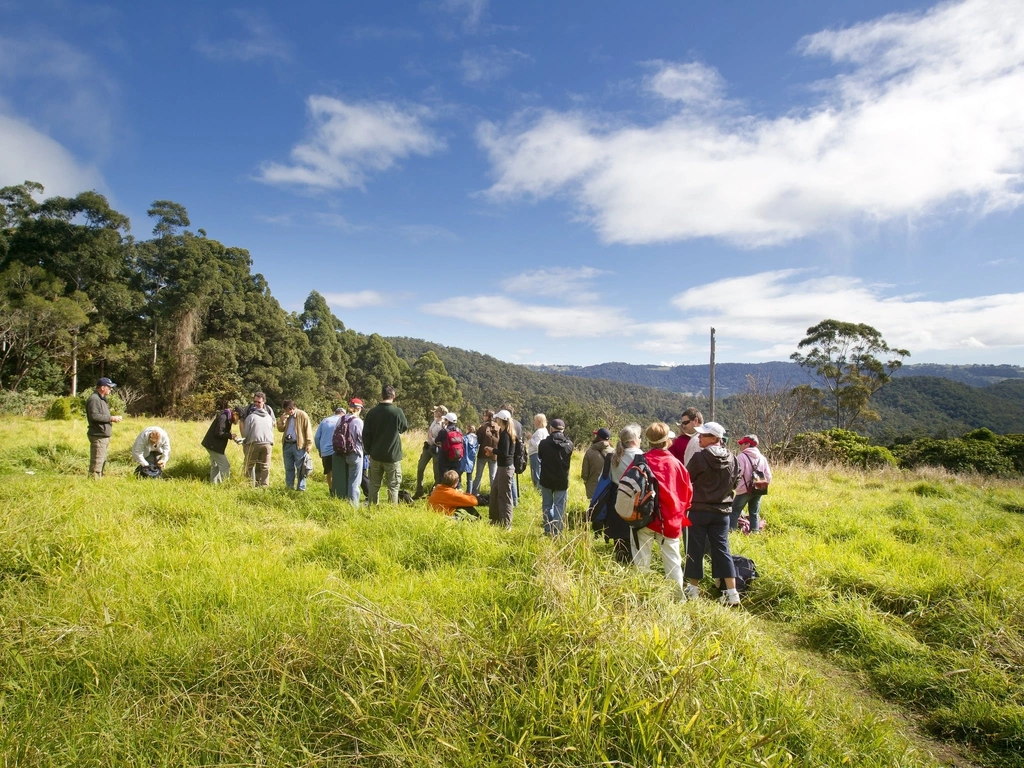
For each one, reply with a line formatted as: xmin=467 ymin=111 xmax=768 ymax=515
xmin=71 ymin=335 xmax=78 ymax=397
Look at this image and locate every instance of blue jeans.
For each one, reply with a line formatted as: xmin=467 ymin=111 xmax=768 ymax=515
xmin=333 ymin=452 xmax=362 ymax=505
xmin=541 ymin=487 xmax=567 ymax=536
xmin=529 ymin=453 xmax=542 ymax=489
xmin=283 ymin=442 xmax=307 ymax=491
xmin=731 ymin=493 xmax=763 ymax=532
xmin=473 ymin=457 xmax=496 ymax=494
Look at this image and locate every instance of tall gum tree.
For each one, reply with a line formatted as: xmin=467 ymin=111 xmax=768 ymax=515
xmin=791 ymin=319 xmax=909 ymax=431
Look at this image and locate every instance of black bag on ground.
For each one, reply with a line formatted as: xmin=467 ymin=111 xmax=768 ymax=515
xmin=512 ymin=437 xmax=528 ymax=474
xmin=135 ymin=464 xmax=163 ymax=479
xmin=731 ymin=555 xmax=759 ymax=592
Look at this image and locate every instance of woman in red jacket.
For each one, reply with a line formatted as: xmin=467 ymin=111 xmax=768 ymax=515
xmin=619 ymin=422 xmax=693 ymax=601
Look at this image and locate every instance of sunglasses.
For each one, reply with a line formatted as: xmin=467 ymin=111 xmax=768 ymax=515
xmin=680 ymin=419 xmax=691 ymax=426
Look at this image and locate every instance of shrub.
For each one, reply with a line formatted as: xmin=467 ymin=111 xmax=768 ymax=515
xmin=790 ymin=428 xmax=897 ymax=469
xmin=0 ymin=389 xmax=54 ymax=417
xmin=899 ymin=437 xmax=1015 ymax=476
xmin=45 ymin=397 xmax=75 ymax=421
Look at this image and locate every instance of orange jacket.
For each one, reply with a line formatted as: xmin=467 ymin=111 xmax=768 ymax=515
xmin=428 ymin=484 xmax=479 ymax=516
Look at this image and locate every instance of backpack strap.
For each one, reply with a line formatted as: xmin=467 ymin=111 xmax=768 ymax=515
xmin=601 ymin=452 xmax=613 ymax=480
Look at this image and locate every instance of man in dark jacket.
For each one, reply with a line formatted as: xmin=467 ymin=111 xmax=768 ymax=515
xmin=86 ymin=377 xmax=122 ymax=479
xmin=361 ymin=384 xmax=409 ymax=504
xmin=684 ymin=421 xmax=743 ymax=606
xmin=201 ymin=401 xmax=241 ymax=484
xmin=537 ymin=418 xmax=574 ymax=536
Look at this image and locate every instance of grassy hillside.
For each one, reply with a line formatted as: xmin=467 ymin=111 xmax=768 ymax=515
xmin=2 ymin=417 xmax=1022 ymax=766
xmin=871 ymin=377 xmax=1024 ymax=439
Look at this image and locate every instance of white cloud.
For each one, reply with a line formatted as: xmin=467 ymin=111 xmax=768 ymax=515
xmin=440 ymin=0 xmax=489 ymax=33
xmin=501 ymin=266 xmax=608 ymax=301
xmin=422 ymin=295 xmax=630 ymax=337
xmin=479 ymin=0 xmax=1024 ymax=246
xmin=0 ymin=112 xmax=103 ymax=196
xmin=195 ymin=10 xmax=290 ymax=62
xmin=258 ymin=96 xmax=443 ymax=191
xmin=636 ymin=269 xmax=1024 ymax=357
xmin=461 ymin=46 xmax=531 ymax=84
xmin=324 ymin=290 xmax=388 ymax=309
xmin=645 ymin=61 xmax=724 ymax=105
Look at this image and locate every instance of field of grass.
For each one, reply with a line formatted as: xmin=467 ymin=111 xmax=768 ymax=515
xmin=1 ymin=416 xmax=1022 ymax=767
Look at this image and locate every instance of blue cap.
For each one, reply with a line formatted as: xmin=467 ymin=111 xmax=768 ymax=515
xmin=97 ymin=377 xmax=117 ymax=388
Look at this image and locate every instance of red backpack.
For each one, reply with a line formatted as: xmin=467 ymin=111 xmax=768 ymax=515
xmin=440 ymin=426 xmax=464 ymax=462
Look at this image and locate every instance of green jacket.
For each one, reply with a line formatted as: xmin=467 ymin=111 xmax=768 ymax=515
xmin=86 ymin=391 xmax=113 ymax=439
xmin=362 ymin=402 xmax=409 ymax=463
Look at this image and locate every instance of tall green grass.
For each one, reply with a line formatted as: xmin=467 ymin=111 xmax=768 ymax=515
xmin=1 ymin=417 xmax=1020 ymax=766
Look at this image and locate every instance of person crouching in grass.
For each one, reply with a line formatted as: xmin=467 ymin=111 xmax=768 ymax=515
xmin=428 ymin=470 xmax=481 ymax=517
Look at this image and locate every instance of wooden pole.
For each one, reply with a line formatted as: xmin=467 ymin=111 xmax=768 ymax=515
xmin=710 ymin=327 xmax=716 ymax=421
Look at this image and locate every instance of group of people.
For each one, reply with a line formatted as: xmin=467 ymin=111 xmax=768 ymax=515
xmin=85 ymin=378 xmax=774 ymax=605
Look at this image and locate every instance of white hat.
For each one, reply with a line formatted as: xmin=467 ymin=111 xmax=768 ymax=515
xmin=695 ymin=421 xmax=726 ymax=439
xmin=494 ymin=409 xmax=512 ymax=421
xmin=444 ymin=412 xmax=458 ymax=423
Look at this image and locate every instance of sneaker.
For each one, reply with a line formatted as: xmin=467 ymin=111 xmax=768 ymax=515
xmin=719 ymin=589 xmax=741 ymax=608
xmin=683 ymin=584 xmax=700 ymax=601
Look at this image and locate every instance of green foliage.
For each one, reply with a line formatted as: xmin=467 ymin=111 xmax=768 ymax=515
xmin=896 ymin=433 xmax=1019 ymax=476
xmin=45 ymin=396 xmax=76 ymax=420
xmin=791 ymin=428 xmax=898 ymax=468
xmin=401 ymin=351 xmax=462 ymax=429
xmin=0 ymin=388 xmax=54 ymax=417
xmin=791 ymin=319 xmax=909 ymax=431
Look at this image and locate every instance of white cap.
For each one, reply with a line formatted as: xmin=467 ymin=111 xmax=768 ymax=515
xmin=444 ymin=412 xmax=458 ymax=423
xmin=494 ymin=409 xmax=512 ymax=421
xmin=695 ymin=421 xmax=726 ymax=439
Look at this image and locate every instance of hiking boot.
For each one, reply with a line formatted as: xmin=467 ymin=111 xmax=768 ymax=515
xmin=683 ymin=584 xmax=700 ymax=602
xmin=719 ymin=588 xmax=741 ymax=608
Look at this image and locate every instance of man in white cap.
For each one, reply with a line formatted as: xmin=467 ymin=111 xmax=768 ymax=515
xmin=684 ymin=422 xmax=743 ymax=606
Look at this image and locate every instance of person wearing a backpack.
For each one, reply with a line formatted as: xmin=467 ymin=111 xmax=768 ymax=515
xmin=605 ymin=423 xmax=644 ymax=564
xmin=685 ymin=422 xmax=743 ymax=606
xmin=435 ymin=412 xmax=465 ymax=487
xmin=331 ymin=398 xmax=365 ymax=504
xmin=537 ymin=418 xmax=573 ymax=536
xmin=488 ymin=409 xmax=518 ymax=528
xmin=616 ymin=422 xmax=692 ymax=600
xmin=473 ymin=410 xmax=499 ymax=494
xmin=314 ymin=407 xmax=345 ymax=492
xmin=731 ymin=434 xmax=772 ymax=533
xmin=414 ymin=405 xmax=448 ymax=500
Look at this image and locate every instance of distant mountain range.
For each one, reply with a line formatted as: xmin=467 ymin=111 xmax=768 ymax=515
xmin=529 ymin=362 xmax=1024 ymax=397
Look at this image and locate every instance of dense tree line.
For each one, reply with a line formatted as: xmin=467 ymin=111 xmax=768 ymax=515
xmin=0 ymin=182 xmax=466 ymax=425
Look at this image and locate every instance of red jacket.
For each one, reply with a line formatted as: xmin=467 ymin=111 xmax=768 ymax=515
xmin=644 ymin=448 xmax=692 ymax=538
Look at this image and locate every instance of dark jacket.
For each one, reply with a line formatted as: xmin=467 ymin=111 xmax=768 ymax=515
xmin=537 ymin=431 xmax=574 ymax=491
xmin=362 ymin=402 xmax=409 ymax=463
xmin=86 ymin=391 xmax=113 ymax=439
xmin=495 ymin=429 xmax=515 ymax=468
xmin=477 ymin=421 xmax=499 ymax=458
xmin=202 ymin=409 xmax=236 ymax=454
xmin=686 ymin=444 xmax=741 ymax=513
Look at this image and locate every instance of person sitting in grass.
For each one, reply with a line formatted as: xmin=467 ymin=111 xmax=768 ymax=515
xmin=132 ymin=426 xmax=171 ymax=478
xmin=428 ymin=470 xmax=481 ymax=517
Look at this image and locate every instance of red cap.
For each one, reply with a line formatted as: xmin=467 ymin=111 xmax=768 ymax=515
xmin=349 ymin=398 xmax=365 ymax=409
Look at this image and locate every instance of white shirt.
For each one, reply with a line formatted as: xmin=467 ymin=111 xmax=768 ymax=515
xmin=131 ymin=426 xmax=171 ymax=466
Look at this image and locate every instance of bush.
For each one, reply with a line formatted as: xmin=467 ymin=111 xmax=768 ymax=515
xmin=898 ymin=437 xmax=1016 ymax=476
xmin=790 ymin=428 xmax=897 ymax=469
xmin=0 ymin=389 xmax=54 ymax=417
xmin=45 ymin=397 xmax=75 ymax=421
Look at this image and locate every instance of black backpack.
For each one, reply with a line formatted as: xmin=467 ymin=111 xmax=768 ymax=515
xmin=512 ymin=437 xmax=528 ymax=474
xmin=732 ymin=555 xmax=759 ymax=593
xmin=135 ymin=464 xmax=163 ymax=480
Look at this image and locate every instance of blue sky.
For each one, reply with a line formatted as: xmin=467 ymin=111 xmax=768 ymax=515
xmin=2 ymin=0 xmax=1022 ymax=366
